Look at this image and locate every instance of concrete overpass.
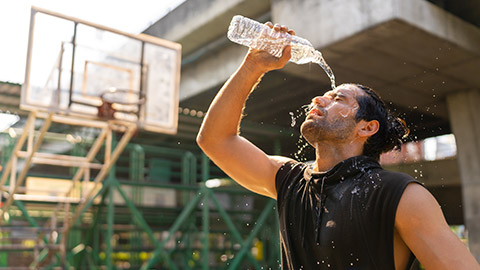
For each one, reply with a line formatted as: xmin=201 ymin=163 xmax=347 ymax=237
xmin=143 ymin=0 xmax=480 ymax=259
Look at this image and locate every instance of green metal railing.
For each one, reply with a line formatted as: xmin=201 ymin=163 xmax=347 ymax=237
xmin=0 ymin=133 xmax=281 ymax=269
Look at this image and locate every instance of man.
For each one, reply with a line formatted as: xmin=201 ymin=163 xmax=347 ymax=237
xmin=196 ymin=22 xmax=480 ymax=269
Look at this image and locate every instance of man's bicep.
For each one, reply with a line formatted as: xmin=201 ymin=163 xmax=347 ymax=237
xmin=202 ymin=135 xmax=292 ymax=199
xmin=396 ymin=183 xmax=480 ymax=270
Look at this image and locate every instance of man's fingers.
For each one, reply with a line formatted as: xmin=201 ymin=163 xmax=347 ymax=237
xmin=273 ymin=23 xmax=294 ymax=34
xmin=265 ymin=21 xmax=295 ymax=35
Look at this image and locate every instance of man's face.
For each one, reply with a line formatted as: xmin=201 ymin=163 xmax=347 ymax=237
xmin=300 ymin=84 xmax=364 ymax=146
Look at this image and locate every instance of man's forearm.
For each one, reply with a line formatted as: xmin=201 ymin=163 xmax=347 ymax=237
xmin=197 ymin=58 xmax=265 ymax=146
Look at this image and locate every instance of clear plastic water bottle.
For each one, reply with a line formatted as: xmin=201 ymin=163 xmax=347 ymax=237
xmin=227 ymin=15 xmax=335 ymax=88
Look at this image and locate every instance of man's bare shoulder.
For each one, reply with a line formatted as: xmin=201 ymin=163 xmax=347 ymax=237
xmin=396 ymin=183 xmax=480 ymax=269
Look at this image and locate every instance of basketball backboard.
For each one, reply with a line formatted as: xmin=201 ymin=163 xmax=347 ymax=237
xmin=21 ymin=7 xmax=181 ymax=134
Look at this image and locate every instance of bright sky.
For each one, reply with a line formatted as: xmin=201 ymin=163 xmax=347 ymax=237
xmin=0 ymin=0 xmax=185 ymax=84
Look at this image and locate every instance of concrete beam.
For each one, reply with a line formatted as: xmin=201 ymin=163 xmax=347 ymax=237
xmin=179 ymin=44 xmax=248 ymax=100
xmin=447 ymin=89 xmax=480 ymax=261
xmin=144 ymin=0 xmax=270 ymax=56
xmin=271 ymin=0 xmax=480 ymax=92
xmin=171 ymin=0 xmax=480 ymax=113
xmin=271 ymin=0 xmax=480 ymax=54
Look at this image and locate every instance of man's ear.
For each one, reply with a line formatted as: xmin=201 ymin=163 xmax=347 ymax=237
xmin=358 ymin=120 xmax=379 ymax=138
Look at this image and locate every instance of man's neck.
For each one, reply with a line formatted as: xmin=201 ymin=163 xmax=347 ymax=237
xmin=313 ymin=141 xmax=364 ymax=173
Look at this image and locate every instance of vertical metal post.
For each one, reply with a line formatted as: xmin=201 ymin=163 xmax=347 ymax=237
xmin=27 ymin=116 xmax=34 ymax=154
xmin=201 ymin=153 xmax=210 ymax=182
xmin=105 ymin=132 xmax=116 ymax=270
xmin=106 ymin=186 xmax=114 ymax=270
xmin=68 ymin=22 xmax=78 ymax=108
xmin=105 ymin=127 xmax=112 ymax=164
xmin=129 ymin=144 xmax=144 ymax=267
xmin=8 ymin=154 xmax=16 ymax=194
xmin=138 ymin=42 xmax=145 ymax=119
xmin=93 ymin=191 xmax=109 ymax=266
xmin=181 ymin=152 xmax=197 ymax=206
xmin=22 ymin=8 xmax=37 ymax=103
xmin=55 ymin=42 xmax=65 ymax=107
xmin=202 ymin=186 xmax=209 ymax=270
xmin=181 ymin=152 xmax=197 ymax=185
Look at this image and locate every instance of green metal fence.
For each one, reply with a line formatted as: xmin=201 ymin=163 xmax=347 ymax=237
xmin=0 ymin=133 xmax=281 ymax=269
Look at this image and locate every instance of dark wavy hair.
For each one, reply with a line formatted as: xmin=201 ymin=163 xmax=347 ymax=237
xmin=353 ymin=84 xmax=409 ymax=160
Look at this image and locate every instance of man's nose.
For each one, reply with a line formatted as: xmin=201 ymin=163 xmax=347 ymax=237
xmin=312 ymin=96 xmax=330 ymax=107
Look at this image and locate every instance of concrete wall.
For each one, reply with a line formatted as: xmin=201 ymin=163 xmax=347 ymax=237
xmin=447 ymin=90 xmax=480 ymax=261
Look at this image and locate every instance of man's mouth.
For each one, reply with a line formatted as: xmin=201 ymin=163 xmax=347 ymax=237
xmin=307 ymin=107 xmax=325 ymax=118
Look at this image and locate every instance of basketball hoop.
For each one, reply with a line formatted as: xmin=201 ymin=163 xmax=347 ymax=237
xmin=97 ymin=88 xmax=145 ymax=119
xmin=71 ymin=88 xmax=145 ymax=120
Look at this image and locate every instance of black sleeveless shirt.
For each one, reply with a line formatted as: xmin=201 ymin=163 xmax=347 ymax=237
xmin=275 ymin=155 xmax=419 ymax=270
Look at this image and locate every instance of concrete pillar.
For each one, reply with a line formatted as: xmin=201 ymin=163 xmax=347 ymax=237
xmin=447 ymin=89 xmax=480 ymax=261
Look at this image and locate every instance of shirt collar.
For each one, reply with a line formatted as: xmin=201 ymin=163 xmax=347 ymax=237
xmin=304 ymin=155 xmax=381 ymax=186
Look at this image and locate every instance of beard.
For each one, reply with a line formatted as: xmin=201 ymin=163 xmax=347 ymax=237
xmin=300 ymin=114 xmax=357 ymax=146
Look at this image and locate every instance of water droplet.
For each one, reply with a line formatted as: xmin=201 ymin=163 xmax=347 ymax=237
xmin=289 ymin=111 xmax=296 ymax=127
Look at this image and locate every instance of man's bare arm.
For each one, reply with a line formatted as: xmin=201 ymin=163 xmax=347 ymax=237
xmin=396 ymin=183 xmax=480 ymax=269
xmin=197 ymin=24 xmax=294 ymax=199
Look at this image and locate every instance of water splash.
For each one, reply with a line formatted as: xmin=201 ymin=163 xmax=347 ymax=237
xmin=289 ymin=111 xmax=296 ymax=127
xmin=293 ymin=45 xmax=336 ymax=89
xmin=290 ymin=108 xmax=314 ymax=162
xmin=312 ymin=50 xmax=336 ymax=90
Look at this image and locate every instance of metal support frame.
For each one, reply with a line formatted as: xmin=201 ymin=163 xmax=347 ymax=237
xmin=0 ymin=125 xmax=282 ymax=269
xmin=0 ymin=112 xmax=53 ymax=224
xmin=138 ymin=184 xmax=277 ymax=270
xmin=0 ymin=110 xmax=137 ymax=268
